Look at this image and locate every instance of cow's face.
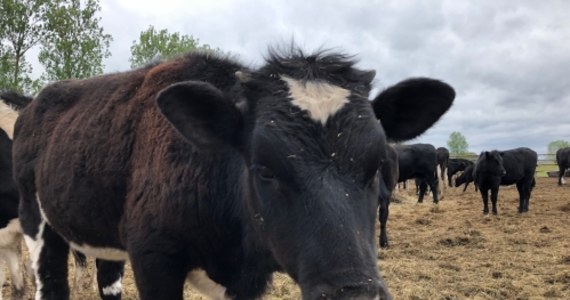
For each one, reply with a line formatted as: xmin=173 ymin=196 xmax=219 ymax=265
xmin=480 ymin=151 xmax=507 ymax=177
xmin=156 ymin=51 xmax=455 ymax=300
xmin=239 ymin=72 xmax=389 ymax=298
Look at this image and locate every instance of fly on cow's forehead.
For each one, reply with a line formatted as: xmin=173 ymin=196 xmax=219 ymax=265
xmin=281 ymin=75 xmax=350 ymax=125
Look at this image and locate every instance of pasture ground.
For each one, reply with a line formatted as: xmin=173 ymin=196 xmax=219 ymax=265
xmin=3 ymin=178 xmax=569 ymax=299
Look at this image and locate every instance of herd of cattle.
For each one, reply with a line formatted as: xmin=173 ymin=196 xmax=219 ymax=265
xmin=0 ymin=49 xmax=568 ymax=300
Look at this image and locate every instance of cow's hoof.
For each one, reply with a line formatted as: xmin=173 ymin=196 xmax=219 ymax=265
xmin=483 ymin=210 xmax=489 ymax=215
xmin=492 ymin=211 xmax=497 ymax=215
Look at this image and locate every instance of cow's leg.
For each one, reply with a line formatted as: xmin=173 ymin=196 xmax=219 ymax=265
xmin=427 ymin=177 xmax=439 ymax=204
xmin=96 ymin=259 xmax=125 ymax=300
xmin=378 ymin=197 xmax=390 ymax=248
xmin=479 ymin=188 xmax=489 ymax=214
xmin=490 ymin=186 xmax=499 ymax=215
xmin=25 ymin=224 xmax=70 ymax=300
xmin=558 ymin=166 xmax=565 ymax=185
xmin=20 ymin=193 xmax=70 ymax=300
xmin=4 ymin=244 xmax=26 ymax=300
xmin=462 ymin=182 xmax=469 ymax=193
xmin=129 ymin=246 xmax=186 ymax=300
xmin=417 ymin=181 xmax=427 ymax=203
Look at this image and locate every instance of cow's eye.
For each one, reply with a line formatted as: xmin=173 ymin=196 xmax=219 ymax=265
xmin=257 ymin=165 xmax=275 ymax=181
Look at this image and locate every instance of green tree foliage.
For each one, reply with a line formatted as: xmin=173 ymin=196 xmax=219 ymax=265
xmin=129 ymin=26 xmax=216 ymax=68
xmin=447 ymin=131 xmax=469 ymax=155
xmin=0 ymin=0 xmax=48 ymax=93
xmin=547 ymin=140 xmax=570 ymax=154
xmin=39 ymin=0 xmax=112 ymax=81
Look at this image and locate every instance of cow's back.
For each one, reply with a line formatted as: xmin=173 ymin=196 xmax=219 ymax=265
xmin=500 ymin=147 xmax=537 ymax=185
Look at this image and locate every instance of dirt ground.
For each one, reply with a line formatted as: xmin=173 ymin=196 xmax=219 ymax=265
xmin=3 ymin=177 xmax=569 ymax=299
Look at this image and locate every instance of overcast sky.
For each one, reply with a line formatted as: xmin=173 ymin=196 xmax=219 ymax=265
xmin=31 ymin=0 xmax=570 ymax=155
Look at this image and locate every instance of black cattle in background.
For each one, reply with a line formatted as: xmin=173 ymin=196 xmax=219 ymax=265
xmin=556 ymin=147 xmax=570 ymax=185
xmin=447 ymin=158 xmax=474 ymax=187
xmin=455 ymin=164 xmax=477 ymax=192
xmin=436 ymin=147 xmax=449 ymax=184
xmin=473 ymin=148 xmax=537 ymax=215
xmin=396 ymin=143 xmax=440 ymax=203
xmin=378 ymin=144 xmax=398 ymax=248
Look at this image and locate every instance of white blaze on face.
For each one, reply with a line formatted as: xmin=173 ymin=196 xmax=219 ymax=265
xmin=0 ymin=101 xmax=19 ymax=139
xmin=281 ymin=76 xmax=350 ymax=125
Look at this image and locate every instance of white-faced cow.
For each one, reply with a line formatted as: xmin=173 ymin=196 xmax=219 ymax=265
xmin=556 ymin=147 xmax=570 ymax=185
xmin=378 ymin=144 xmax=398 ymax=249
xmin=13 ymin=49 xmax=454 ymax=300
xmin=0 ymin=92 xmax=33 ymax=300
xmin=473 ymin=148 xmax=537 ymax=215
xmin=396 ymin=143 xmax=441 ymax=203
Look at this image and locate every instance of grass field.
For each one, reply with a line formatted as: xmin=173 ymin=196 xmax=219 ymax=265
xmin=3 ymin=177 xmax=569 ymax=299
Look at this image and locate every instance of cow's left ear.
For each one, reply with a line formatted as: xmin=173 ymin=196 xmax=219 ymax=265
xmin=372 ymin=78 xmax=455 ymax=141
xmin=156 ymin=81 xmax=244 ymax=149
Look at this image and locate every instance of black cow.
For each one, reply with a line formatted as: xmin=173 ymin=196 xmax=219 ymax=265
xmin=447 ymin=158 xmax=474 ymax=187
xmin=556 ymin=147 xmax=570 ymax=185
xmin=454 ymin=164 xmax=477 ymax=192
xmin=436 ymin=147 xmax=449 ymax=184
xmin=1 ymin=92 xmax=123 ymax=300
xmin=13 ymin=49 xmax=454 ymax=300
xmin=473 ymin=148 xmax=537 ymax=215
xmin=0 ymin=92 xmax=34 ymax=300
xmin=396 ymin=143 xmax=441 ymax=203
xmin=378 ymin=145 xmax=398 ymax=248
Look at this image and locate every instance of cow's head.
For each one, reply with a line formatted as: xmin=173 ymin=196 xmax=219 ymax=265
xmin=157 ymin=49 xmax=454 ymax=300
xmin=478 ymin=151 xmax=507 ymax=177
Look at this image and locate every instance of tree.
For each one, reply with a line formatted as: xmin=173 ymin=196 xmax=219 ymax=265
xmin=129 ymin=26 xmax=216 ymax=69
xmin=548 ymin=140 xmax=570 ymax=154
xmin=447 ymin=131 xmax=469 ymax=155
xmin=0 ymin=0 xmax=48 ymax=93
xmin=38 ymin=0 xmax=112 ymax=81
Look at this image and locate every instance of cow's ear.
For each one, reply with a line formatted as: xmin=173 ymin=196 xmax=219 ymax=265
xmin=372 ymin=78 xmax=455 ymax=141
xmin=499 ymin=152 xmax=505 ymax=157
xmin=484 ymin=151 xmax=490 ymax=159
xmin=156 ymin=81 xmax=244 ymax=149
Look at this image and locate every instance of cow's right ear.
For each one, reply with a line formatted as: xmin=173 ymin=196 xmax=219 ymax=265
xmin=156 ymin=81 xmax=244 ymax=149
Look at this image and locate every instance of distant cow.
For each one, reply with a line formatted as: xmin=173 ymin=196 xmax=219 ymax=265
xmin=396 ymin=143 xmax=441 ymax=203
xmin=447 ymin=158 xmax=474 ymax=186
xmin=378 ymin=145 xmax=398 ymax=248
xmin=473 ymin=148 xmax=537 ymax=214
xmin=13 ymin=49 xmax=454 ymax=299
xmin=556 ymin=147 xmax=570 ymax=185
xmin=454 ymin=164 xmax=477 ymax=192
xmin=436 ymin=147 xmax=449 ymax=185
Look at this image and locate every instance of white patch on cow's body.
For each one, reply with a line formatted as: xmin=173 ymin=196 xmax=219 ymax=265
xmin=102 ymin=276 xmax=122 ymax=296
xmin=562 ymin=176 xmax=566 ymax=184
xmin=281 ymin=76 xmax=350 ymax=125
xmin=0 ymin=101 xmax=19 ymax=139
xmin=68 ymin=243 xmax=128 ymax=261
xmin=186 ymin=269 xmax=230 ymax=300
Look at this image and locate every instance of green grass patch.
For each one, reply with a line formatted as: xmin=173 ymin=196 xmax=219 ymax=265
xmin=536 ymin=163 xmax=558 ymax=178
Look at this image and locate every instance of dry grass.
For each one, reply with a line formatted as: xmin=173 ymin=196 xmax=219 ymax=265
xmin=3 ymin=178 xmax=569 ymax=299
